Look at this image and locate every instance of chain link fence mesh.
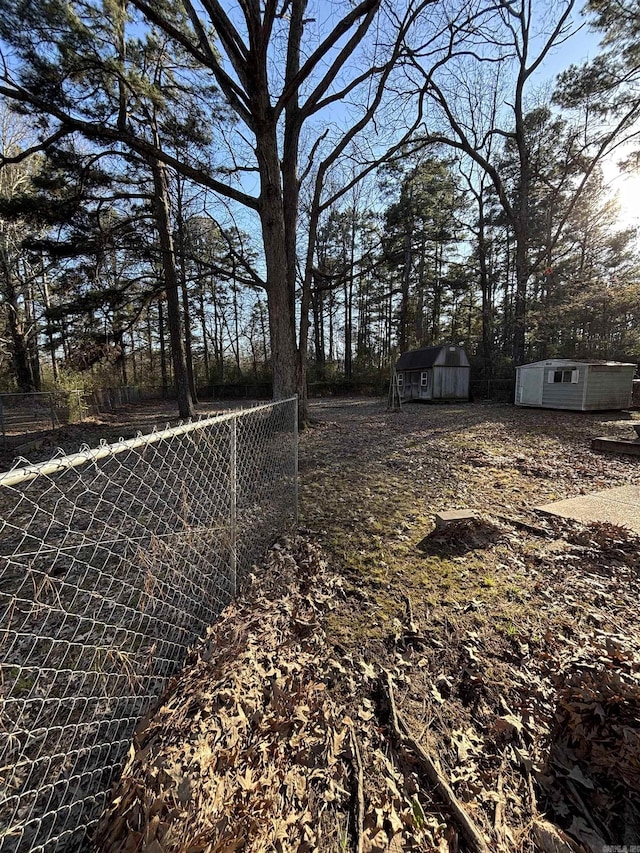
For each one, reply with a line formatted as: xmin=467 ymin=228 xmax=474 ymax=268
xmin=0 ymin=398 xmax=297 ymax=852
xmin=0 ymin=393 xmax=89 ymax=450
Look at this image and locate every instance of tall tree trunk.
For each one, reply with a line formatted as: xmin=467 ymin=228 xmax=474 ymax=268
xmin=328 ymin=292 xmax=334 ymax=362
xmin=211 ymin=292 xmax=223 ymax=380
xmin=26 ymin=279 xmax=41 ymax=391
xmin=399 ymin=222 xmax=412 ymax=352
xmin=345 ymin=210 xmax=356 ymax=379
xmin=343 ymin=274 xmax=352 ymax=380
xmin=311 ymin=282 xmax=325 ymax=374
xmin=158 ymin=296 xmax=168 ymax=399
xmin=513 ymin=82 xmax=530 ymax=367
xmin=256 ymin=127 xmax=298 ymax=402
xmin=513 ymin=230 xmax=528 ymax=365
xmin=175 ymin=186 xmax=198 ymax=404
xmin=181 ymin=276 xmax=198 ymax=402
xmin=283 ymin=0 xmax=308 ymax=420
xmin=198 ymin=286 xmax=210 ymax=380
xmin=146 ymin=305 xmax=154 ymax=377
xmin=259 ymin=303 xmax=269 ymax=375
xmin=3 ymin=269 xmax=35 ymax=391
xmin=150 ymin=158 xmax=195 ymax=419
xmin=477 ymin=195 xmax=493 ymax=379
xmin=42 ymin=264 xmax=59 ymax=383
xmin=415 ymin=231 xmax=427 ymax=345
xmin=130 ymin=329 xmax=137 ymax=383
xmin=431 ymin=243 xmax=442 ymax=343
xmin=232 ymin=276 xmax=241 ymax=372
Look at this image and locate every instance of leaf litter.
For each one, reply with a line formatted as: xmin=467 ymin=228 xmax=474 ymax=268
xmin=96 ymin=399 xmax=640 ymax=852
xmin=95 ymin=538 xmax=449 ymax=853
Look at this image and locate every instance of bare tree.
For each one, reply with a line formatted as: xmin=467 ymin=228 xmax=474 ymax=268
xmin=408 ymin=0 xmax=640 ymax=364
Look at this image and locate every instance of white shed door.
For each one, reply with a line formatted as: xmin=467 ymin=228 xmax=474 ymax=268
xmin=519 ymin=368 xmax=544 ymax=405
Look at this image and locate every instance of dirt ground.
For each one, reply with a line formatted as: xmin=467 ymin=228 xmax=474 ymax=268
xmin=296 ymin=399 xmax=640 ymax=851
xmin=17 ymin=396 xmax=640 ymax=852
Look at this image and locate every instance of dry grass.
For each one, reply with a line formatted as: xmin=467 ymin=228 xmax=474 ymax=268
xmin=298 ymin=398 xmax=640 ymax=851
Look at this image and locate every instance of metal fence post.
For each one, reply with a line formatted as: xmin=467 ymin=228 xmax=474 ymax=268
xmin=49 ymin=392 xmax=57 ymax=429
xmin=230 ymin=416 xmax=237 ymax=597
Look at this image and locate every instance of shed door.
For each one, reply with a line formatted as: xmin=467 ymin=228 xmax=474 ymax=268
xmin=519 ymin=368 xmax=544 ymax=405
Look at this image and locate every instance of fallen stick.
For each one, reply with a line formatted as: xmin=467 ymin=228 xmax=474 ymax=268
xmin=494 ymin=760 xmax=505 ymax=838
xmin=493 ymin=513 xmax=551 ymax=538
xmin=349 ymin=727 xmax=365 ymax=853
xmin=382 ymin=671 xmax=491 ymax=853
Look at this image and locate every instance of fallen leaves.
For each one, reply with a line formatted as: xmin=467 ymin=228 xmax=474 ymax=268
xmin=541 ymin=637 xmax=640 ymax=847
xmin=95 ymin=539 xmax=449 ymax=853
xmin=95 ymin=539 xmax=352 ymax=852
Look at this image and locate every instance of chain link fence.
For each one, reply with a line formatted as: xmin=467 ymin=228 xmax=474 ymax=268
xmin=91 ymin=386 xmax=141 ymax=413
xmin=0 ymin=388 xmax=147 ymax=450
xmin=0 ymin=393 xmax=88 ymax=450
xmin=0 ymin=398 xmax=297 ymax=853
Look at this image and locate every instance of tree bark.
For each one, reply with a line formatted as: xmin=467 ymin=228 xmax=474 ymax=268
xmin=150 ymin=157 xmax=195 ymax=418
xmin=255 ymin=126 xmax=298 ymax=401
xmin=181 ymin=275 xmax=198 ymax=402
xmin=175 ymin=182 xmax=199 ymax=404
xmin=478 ymin=234 xmax=493 ymax=378
xmin=431 ymin=242 xmax=442 ymax=344
xmin=3 ymin=269 xmax=36 ymax=391
xmin=158 ymin=296 xmax=168 ymax=398
xmin=42 ymin=264 xmax=59 ymax=383
xmin=398 ymin=221 xmax=413 ymax=352
xmin=198 ymin=286 xmax=209 ymax=380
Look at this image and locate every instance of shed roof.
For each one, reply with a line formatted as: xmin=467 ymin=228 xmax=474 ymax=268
xmin=518 ymin=358 xmax=636 ymax=369
xmin=396 ymin=344 xmax=467 ymax=370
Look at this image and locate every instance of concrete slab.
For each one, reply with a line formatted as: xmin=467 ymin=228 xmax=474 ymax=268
xmin=537 ymin=485 xmax=640 ymax=534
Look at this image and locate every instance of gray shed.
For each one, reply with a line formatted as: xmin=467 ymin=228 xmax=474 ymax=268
xmin=515 ymin=358 xmax=636 ymax=411
xmin=396 ymin=344 xmax=470 ymax=402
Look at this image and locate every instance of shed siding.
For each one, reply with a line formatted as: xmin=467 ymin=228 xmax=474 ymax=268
xmin=541 ymin=366 xmax=586 ymax=410
xmin=583 ymin=366 xmax=634 ymax=410
xmin=396 ymin=346 xmax=470 ymax=401
xmin=433 ymin=367 xmax=469 ymax=399
xmin=515 ymin=361 xmax=635 ymax=410
xmin=434 ymin=346 xmax=470 ymax=368
xmin=400 ymin=370 xmax=433 ymax=401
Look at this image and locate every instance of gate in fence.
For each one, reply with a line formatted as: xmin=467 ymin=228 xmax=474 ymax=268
xmin=0 ymin=398 xmax=297 ymax=852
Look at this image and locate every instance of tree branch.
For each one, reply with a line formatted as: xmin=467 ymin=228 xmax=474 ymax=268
xmin=0 ymin=128 xmax=71 ymax=168
xmin=274 ymin=0 xmax=381 ymax=117
xmin=129 ymin=0 xmax=254 ymax=128
xmin=0 ymin=82 xmax=260 ymax=210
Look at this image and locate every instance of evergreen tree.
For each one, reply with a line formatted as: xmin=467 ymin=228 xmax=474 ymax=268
xmin=0 ymin=1 xmax=222 ymax=415
xmin=381 ymin=158 xmax=466 ymax=352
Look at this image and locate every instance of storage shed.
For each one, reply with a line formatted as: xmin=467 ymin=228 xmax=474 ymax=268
xmin=515 ymin=359 xmax=636 ymax=411
xmin=396 ymin=344 xmax=470 ymax=402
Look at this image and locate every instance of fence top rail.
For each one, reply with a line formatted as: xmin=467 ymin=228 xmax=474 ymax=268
xmin=0 ymin=397 xmax=296 ymax=489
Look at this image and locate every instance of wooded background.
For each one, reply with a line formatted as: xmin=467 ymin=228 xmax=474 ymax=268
xmin=0 ymin=0 xmax=638 ymax=420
